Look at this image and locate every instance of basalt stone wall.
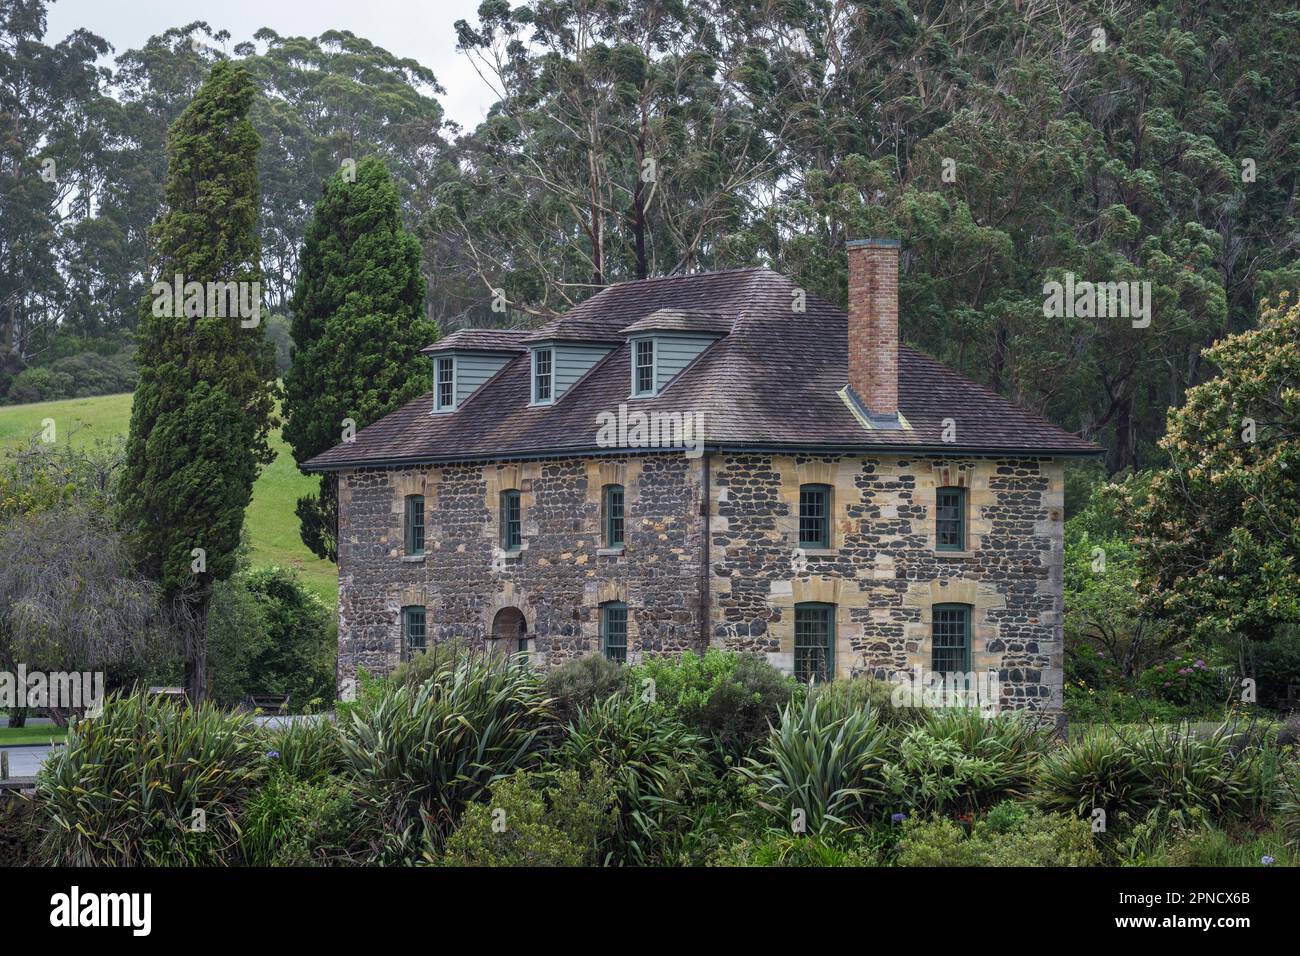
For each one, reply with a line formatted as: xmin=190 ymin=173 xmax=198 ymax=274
xmin=708 ymin=453 xmax=1065 ymax=713
xmin=335 ymin=451 xmax=1066 ymax=714
xmin=335 ymin=454 xmax=706 ymax=693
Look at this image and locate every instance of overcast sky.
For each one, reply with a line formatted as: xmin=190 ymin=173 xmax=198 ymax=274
xmin=44 ymin=0 xmax=497 ymax=130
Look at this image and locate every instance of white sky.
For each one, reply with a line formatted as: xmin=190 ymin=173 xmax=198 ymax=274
xmin=44 ymin=0 xmax=497 ymax=130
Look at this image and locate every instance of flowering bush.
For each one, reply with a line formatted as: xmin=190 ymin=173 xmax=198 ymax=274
xmin=1137 ymin=654 xmax=1219 ymax=706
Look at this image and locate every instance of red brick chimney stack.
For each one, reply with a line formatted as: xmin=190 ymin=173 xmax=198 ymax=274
xmin=846 ymin=238 xmax=900 ymax=418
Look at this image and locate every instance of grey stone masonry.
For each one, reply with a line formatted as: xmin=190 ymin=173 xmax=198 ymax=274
xmin=335 ymin=451 xmax=1065 ymax=713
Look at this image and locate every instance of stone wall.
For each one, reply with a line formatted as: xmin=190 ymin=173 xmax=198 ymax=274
xmin=709 ymin=454 xmax=1065 ymax=712
xmin=335 ymin=454 xmax=704 ymax=693
xmin=334 ymin=451 xmax=1065 ymax=713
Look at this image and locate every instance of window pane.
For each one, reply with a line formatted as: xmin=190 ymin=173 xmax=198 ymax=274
xmin=794 ymin=603 xmax=834 ymax=683
xmin=502 ymin=491 xmax=522 ymax=550
xmin=936 ymin=487 xmax=965 ymax=550
xmin=605 ymin=484 xmax=624 ymax=547
xmin=405 ymin=495 xmax=425 ymax=555
xmin=799 ymin=484 xmax=829 ymax=548
xmin=436 ymin=357 xmax=454 ymax=409
xmin=602 ymin=603 xmax=627 ymax=663
xmin=534 ymin=349 xmax=552 ymax=401
xmin=932 ymin=605 xmax=970 ymax=674
xmin=404 ymin=606 xmax=426 ymax=657
xmin=635 ymin=339 xmax=654 ymax=394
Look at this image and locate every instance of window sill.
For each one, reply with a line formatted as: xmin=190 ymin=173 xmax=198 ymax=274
xmin=934 ymin=549 xmax=975 ymax=559
xmin=797 ymin=547 xmax=838 ymax=557
xmin=499 ymin=549 xmax=524 ymax=561
xmin=597 ymin=546 xmax=625 ymax=557
xmin=400 ymin=554 xmax=426 ymax=563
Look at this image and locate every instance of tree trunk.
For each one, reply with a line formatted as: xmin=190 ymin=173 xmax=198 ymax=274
xmin=1107 ymin=394 xmax=1134 ymax=474
xmin=183 ymin=592 xmax=211 ymax=704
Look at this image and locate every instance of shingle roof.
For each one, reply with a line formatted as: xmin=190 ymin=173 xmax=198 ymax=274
xmin=421 ymin=328 xmax=529 ymax=354
xmin=304 ymin=267 xmax=1101 ymax=471
xmin=619 ymin=308 xmax=733 ymax=336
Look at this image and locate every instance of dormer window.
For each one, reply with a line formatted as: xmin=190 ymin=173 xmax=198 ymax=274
xmin=435 ymin=356 xmax=455 ymax=412
xmin=532 ymin=348 xmax=553 ymax=404
xmin=633 ymin=339 xmax=656 ymax=396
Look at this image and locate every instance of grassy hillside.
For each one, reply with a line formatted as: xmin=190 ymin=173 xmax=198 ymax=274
xmin=0 ymin=392 xmax=338 ymax=605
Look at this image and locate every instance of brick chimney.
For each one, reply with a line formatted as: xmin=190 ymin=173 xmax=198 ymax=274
xmin=846 ymin=237 xmax=900 ymax=419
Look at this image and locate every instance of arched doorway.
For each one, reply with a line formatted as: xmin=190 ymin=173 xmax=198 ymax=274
xmin=491 ymin=607 xmax=529 ymax=657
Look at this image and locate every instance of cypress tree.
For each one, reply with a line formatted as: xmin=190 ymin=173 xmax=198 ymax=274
xmin=120 ymin=61 xmax=277 ymax=703
xmin=283 ymin=155 xmax=433 ymax=562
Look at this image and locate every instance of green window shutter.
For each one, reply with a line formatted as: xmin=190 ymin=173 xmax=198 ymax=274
xmin=501 ymin=490 xmax=522 ymax=550
xmin=794 ymin=602 xmax=835 ymax=683
xmin=404 ymin=494 xmax=425 ymax=555
xmin=603 ymin=484 xmax=625 ymax=547
xmin=601 ymin=601 xmax=628 ymax=663
xmin=402 ymin=606 xmax=427 ymax=659
xmin=931 ymin=603 xmax=971 ymax=673
xmin=798 ymin=483 xmax=831 ymax=548
xmin=936 ymin=486 xmax=966 ymax=551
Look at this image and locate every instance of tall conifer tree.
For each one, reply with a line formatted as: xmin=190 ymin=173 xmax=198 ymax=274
xmin=120 ymin=61 xmax=276 ymax=702
xmin=283 ymin=155 xmax=432 ymax=562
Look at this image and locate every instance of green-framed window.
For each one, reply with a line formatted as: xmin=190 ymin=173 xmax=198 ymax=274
xmin=603 ymin=484 xmax=625 ymax=548
xmin=633 ymin=338 xmax=655 ymax=396
xmin=794 ymin=602 xmax=835 ymax=683
xmin=601 ymin=601 xmax=628 ymax=663
xmin=936 ymin=486 xmax=966 ymax=551
xmin=435 ymin=356 xmax=455 ymax=411
xmin=799 ymin=483 xmax=831 ymax=548
xmin=932 ymin=603 xmax=971 ymax=674
xmin=402 ymin=605 xmax=427 ymax=659
xmin=500 ymin=490 xmax=522 ymax=551
xmin=404 ymin=494 xmax=425 ymax=555
xmin=532 ymin=348 xmax=553 ymax=403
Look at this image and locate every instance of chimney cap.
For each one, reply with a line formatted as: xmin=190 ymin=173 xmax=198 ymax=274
xmin=846 ymin=237 xmax=900 ymax=249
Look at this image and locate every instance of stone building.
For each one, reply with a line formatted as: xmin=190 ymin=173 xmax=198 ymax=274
xmin=304 ymin=239 xmax=1100 ymax=713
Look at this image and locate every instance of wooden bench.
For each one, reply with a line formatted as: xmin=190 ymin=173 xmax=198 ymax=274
xmin=245 ymin=694 xmax=290 ymax=714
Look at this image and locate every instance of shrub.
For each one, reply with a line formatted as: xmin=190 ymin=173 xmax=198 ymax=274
xmin=813 ymin=677 xmax=908 ymax=726
xmin=0 ymin=795 xmax=39 ymax=866
xmin=262 ymin=716 xmax=344 ymax=783
xmin=1129 ymin=725 xmax=1255 ymax=828
xmin=1143 ymin=824 xmax=1297 ymax=867
xmin=711 ymin=829 xmax=878 ymax=867
xmin=36 ymin=691 xmax=265 ymax=865
xmin=895 ymin=806 xmax=1101 ymax=867
xmin=884 ymin=726 xmax=1004 ymax=817
xmin=389 ymin=637 xmax=483 ymax=688
xmin=440 ymin=767 xmax=617 ymax=866
xmin=627 ymin=650 xmax=796 ymax=758
xmin=1035 ymin=729 xmax=1152 ymax=829
xmin=739 ymin=693 xmax=888 ymax=834
xmin=207 ymin=567 xmax=335 ymax=711
xmin=1037 ymin=724 xmax=1261 ymax=832
xmin=881 ymin=709 xmax=1051 ymax=817
xmin=240 ymin=773 xmax=357 ymax=866
xmin=549 ymin=693 xmax=710 ymax=865
xmin=543 ymin=653 xmax=626 ymax=723
xmin=1138 ymin=655 xmax=1220 ymax=707
xmin=339 ymin=655 xmax=552 ymax=862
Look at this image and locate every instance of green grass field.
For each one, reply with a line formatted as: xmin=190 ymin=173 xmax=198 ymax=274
xmin=0 ymin=724 xmax=67 ymax=745
xmin=0 ymin=392 xmax=338 ymax=605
